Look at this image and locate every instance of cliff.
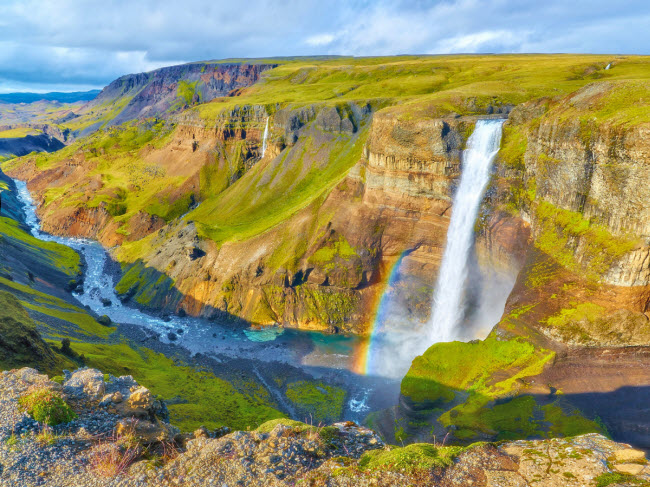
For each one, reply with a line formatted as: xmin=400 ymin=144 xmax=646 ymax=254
xmin=392 ymin=79 xmax=650 ymax=448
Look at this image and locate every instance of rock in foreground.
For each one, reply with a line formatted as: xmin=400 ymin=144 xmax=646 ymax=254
xmin=0 ymin=367 xmax=649 ymax=486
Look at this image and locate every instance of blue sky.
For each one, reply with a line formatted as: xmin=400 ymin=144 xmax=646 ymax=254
xmin=0 ymin=0 xmax=648 ymax=93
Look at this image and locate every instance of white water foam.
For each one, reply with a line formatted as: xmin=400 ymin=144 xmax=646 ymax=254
xmin=428 ymin=119 xmax=505 ymax=343
xmin=261 ymin=118 xmax=269 ymax=157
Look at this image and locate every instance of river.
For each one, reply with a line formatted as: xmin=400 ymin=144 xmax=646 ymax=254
xmin=12 ymin=179 xmax=399 ymax=422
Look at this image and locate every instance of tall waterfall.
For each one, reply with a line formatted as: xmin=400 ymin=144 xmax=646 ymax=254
xmin=428 ymin=119 xmax=505 ymax=343
xmin=261 ymin=118 xmax=269 ymax=157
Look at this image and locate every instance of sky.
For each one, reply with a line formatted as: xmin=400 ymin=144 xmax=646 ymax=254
xmin=0 ymin=0 xmax=648 ymax=93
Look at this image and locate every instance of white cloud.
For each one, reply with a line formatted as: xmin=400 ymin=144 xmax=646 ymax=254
xmin=305 ymin=34 xmax=336 ymax=47
xmin=0 ymin=0 xmax=648 ymax=92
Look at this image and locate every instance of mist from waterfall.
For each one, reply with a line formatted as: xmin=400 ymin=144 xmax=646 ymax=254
xmin=428 ymin=119 xmax=505 ymax=344
xmin=261 ymin=118 xmax=269 ymax=157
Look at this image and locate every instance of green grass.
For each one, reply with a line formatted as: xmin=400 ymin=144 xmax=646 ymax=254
xmin=192 ymin=55 xmax=650 ymax=123
xmin=71 ymin=341 xmax=285 ymax=432
xmin=285 ymin=380 xmax=346 ymax=423
xmin=187 ymin=123 xmax=368 ymax=246
xmin=358 ymin=443 xmax=466 ymax=473
xmin=0 ymin=217 xmax=81 ymax=277
xmin=0 ymin=127 xmax=41 ymax=138
xmin=401 ymin=336 xmax=550 ymax=404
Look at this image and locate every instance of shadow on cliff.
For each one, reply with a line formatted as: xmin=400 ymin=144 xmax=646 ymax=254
xmin=388 ymin=374 xmax=650 ymax=450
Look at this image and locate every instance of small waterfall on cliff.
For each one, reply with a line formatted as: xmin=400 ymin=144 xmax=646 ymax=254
xmin=605 ymin=63 xmax=612 ymax=70
xmin=261 ymin=118 xmax=269 ymax=157
xmin=428 ymin=119 xmax=505 ymax=343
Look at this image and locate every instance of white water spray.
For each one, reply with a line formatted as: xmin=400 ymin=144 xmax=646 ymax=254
xmin=605 ymin=63 xmax=611 ymax=70
xmin=261 ymin=118 xmax=269 ymax=157
xmin=428 ymin=119 xmax=505 ymax=343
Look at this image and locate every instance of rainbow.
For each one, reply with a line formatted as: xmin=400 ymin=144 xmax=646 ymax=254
xmin=351 ymin=250 xmax=410 ymax=375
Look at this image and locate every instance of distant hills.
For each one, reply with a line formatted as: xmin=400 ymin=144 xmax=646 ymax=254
xmin=0 ymin=90 xmax=100 ymax=104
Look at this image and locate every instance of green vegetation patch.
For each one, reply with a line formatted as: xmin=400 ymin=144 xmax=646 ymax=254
xmin=545 ymin=303 xmax=605 ymax=329
xmin=285 ymin=380 xmax=346 ymax=423
xmin=0 ymin=291 xmax=61 ymax=372
xmin=534 ymin=200 xmax=636 ymax=280
xmin=595 ymin=472 xmax=649 ymax=487
xmin=358 ymin=443 xmax=466 ymax=473
xmin=19 ymin=389 xmax=77 ymax=426
xmin=72 ymin=341 xmax=285 ymax=432
xmin=0 ymin=216 xmax=81 ymax=277
xmin=401 ymin=336 xmax=549 ymax=404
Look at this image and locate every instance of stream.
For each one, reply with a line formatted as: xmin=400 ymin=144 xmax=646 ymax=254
xmin=13 ymin=179 xmax=397 ymax=422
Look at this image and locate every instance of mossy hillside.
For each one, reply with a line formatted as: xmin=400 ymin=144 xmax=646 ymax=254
xmin=544 ymin=79 xmax=650 ymax=127
xmin=0 ymin=127 xmax=41 ymax=138
xmin=2 ymin=121 xmax=192 ymax=237
xmin=0 ymin=291 xmax=66 ymax=373
xmin=0 ymin=273 xmax=116 ymax=340
xmin=443 ymin=395 xmax=601 ymax=442
xmin=401 ymin=336 xmax=551 ymax=405
xmin=114 ymin=260 xmax=178 ymax=309
xmin=0 ymin=216 xmax=81 ymax=279
xmin=285 ymin=380 xmax=346 ymax=424
xmin=195 ymin=55 xmax=650 ymax=123
xmin=397 ymin=335 xmax=602 ymax=443
xmin=71 ymin=341 xmax=285 ymax=432
xmin=188 ymin=120 xmax=369 ymax=246
xmin=533 ymin=200 xmax=637 ymax=281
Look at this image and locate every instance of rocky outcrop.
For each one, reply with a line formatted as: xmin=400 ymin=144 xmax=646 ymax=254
xmin=1 ymin=367 xmax=648 ymax=486
xmin=83 ymin=62 xmax=277 ymax=129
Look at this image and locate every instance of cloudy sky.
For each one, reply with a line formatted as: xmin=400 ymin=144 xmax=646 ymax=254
xmin=0 ymin=0 xmax=648 ymax=93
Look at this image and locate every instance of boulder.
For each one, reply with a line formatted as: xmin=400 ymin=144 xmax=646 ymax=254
xmin=63 ymin=368 xmax=105 ymax=401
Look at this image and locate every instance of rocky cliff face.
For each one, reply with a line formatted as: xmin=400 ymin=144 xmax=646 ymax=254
xmin=393 ymin=81 xmax=650 ymax=449
xmin=108 ymin=106 xmax=526 ymax=333
xmin=82 ymin=62 xmax=277 ymax=129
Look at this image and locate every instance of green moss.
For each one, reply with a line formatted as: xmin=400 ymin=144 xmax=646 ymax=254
xmin=595 ymin=472 xmax=648 ymax=487
xmin=255 ymin=418 xmax=310 ymax=434
xmin=401 ymin=336 xmax=546 ymax=404
xmin=359 ymin=443 xmax=466 ymax=473
xmin=72 ymin=341 xmax=285 ymax=432
xmin=285 ymin=380 xmax=346 ymax=423
xmin=534 ymin=200 xmax=636 ymax=280
xmin=545 ymin=303 xmax=605 ymax=329
xmin=19 ymin=389 xmax=77 ymax=426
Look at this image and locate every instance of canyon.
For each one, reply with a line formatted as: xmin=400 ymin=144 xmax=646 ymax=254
xmin=1 ymin=54 xmax=649 ymax=458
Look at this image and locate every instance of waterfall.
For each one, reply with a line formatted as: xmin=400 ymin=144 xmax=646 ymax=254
xmin=428 ymin=119 xmax=505 ymax=343
xmin=261 ymin=118 xmax=269 ymax=157
xmin=605 ymin=63 xmax=612 ymax=70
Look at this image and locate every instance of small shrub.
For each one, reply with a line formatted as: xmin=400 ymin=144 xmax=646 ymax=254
xmin=89 ymin=441 xmax=139 ymax=477
xmin=19 ymin=389 xmax=77 ymax=426
xmin=595 ymin=472 xmax=646 ymax=487
xmin=90 ymin=425 xmax=142 ymax=477
xmin=35 ymin=424 xmax=59 ymax=446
